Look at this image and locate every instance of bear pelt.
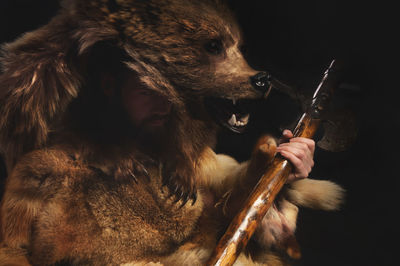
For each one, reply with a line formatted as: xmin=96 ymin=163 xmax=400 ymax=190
xmin=0 ymin=0 xmax=344 ymax=265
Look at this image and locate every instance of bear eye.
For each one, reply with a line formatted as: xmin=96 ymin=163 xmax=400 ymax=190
xmin=204 ymin=39 xmax=223 ymax=55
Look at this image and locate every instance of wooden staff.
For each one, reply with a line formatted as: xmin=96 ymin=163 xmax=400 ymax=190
xmin=206 ymin=60 xmax=341 ymax=266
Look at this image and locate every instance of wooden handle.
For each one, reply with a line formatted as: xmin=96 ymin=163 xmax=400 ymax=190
xmin=206 ymin=115 xmax=320 ymax=266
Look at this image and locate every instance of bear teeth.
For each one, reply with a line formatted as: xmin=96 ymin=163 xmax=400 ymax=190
xmin=241 ymin=114 xmax=250 ymax=124
xmin=228 ymin=114 xmax=250 ymax=127
xmin=228 ymin=114 xmax=237 ymax=126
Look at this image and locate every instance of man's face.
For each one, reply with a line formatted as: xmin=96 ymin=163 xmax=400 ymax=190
xmin=120 ymin=72 xmax=172 ymax=131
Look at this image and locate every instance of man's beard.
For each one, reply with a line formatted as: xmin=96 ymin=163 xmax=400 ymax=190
xmin=133 ymin=116 xmax=172 ymax=158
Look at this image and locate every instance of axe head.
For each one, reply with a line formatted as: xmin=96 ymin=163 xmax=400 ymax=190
xmin=317 ymin=81 xmax=361 ymax=152
xmin=318 ymin=109 xmax=358 ymax=152
xmin=272 ymin=74 xmax=360 ymax=152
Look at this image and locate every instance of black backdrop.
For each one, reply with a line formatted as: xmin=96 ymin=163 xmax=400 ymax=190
xmin=0 ymin=1 xmax=398 ymax=265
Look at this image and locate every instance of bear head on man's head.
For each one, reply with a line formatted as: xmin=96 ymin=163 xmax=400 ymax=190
xmin=0 ymin=0 xmax=270 ymax=202
xmin=68 ymin=0 xmax=267 ymax=137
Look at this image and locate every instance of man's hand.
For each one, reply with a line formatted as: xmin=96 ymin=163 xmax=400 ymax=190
xmin=276 ymin=129 xmax=315 ymax=183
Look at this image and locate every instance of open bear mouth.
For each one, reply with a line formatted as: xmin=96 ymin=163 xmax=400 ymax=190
xmin=204 ymin=97 xmax=251 ymax=133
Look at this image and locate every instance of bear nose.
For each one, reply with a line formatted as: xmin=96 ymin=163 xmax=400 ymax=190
xmin=250 ymin=72 xmax=271 ymax=93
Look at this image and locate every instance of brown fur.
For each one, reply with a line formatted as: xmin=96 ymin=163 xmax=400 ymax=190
xmin=0 ymin=0 xmax=344 ymax=265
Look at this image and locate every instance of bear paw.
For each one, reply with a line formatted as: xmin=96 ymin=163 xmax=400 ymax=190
xmin=162 ymin=164 xmax=197 ymax=207
xmin=247 ymin=135 xmax=277 ymax=178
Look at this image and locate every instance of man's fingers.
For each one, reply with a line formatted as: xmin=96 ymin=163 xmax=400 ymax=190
xmin=279 ymin=150 xmax=304 ymax=172
xmin=278 ymin=146 xmax=314 ymax=167
xmin=282 ymin=129 xmax=293 ymax=138
xmin=289 ymin=137 xmax=315 ymax=154
xmin=278 ymin=142 xmax=313 ymax=161
xmin=277 ymin=145 xmax=306 ymax=160
xmin=278 ymin=129 xmax=315 ymax=182
xmin=278 ymin=142 xmax=309 ymax=153
xmin=278 ymin=146 xmax=313 ymax=179
xmin=280 ymin=130 xmax=315 ymax=152
xmin=279 ymin=129 xmax=293 ymax=144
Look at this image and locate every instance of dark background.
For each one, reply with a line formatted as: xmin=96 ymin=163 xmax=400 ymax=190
xmin=0 ymin=1 xmax=398 ymax=265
